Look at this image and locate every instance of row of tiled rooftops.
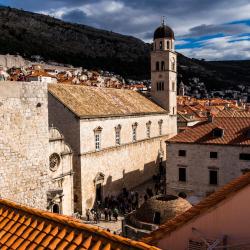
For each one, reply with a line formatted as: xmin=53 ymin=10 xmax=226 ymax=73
xmin=0 ymin=199 xmax=159 ymax=250
xmin=169 ymin=116 xmax=250 ymax=146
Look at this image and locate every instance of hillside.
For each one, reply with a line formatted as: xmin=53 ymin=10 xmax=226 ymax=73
xmin=0 ymin=6 xmax=150 ymax=80
xmin=0 ymin=6 xmax=250 ymax=89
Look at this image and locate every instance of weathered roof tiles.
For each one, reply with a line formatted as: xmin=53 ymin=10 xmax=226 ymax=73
xmin=0 ymin=198 xmax=159 ymax=250
xmin=48 ymin=84 xmax=167 ymax=118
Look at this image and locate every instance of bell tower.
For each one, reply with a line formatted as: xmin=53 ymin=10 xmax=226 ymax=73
xmin=151 ymin=19 xmax=177 ymax=115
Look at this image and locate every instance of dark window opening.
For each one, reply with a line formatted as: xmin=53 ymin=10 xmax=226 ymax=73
xmin=213 ymin=128 xmax=224 ymax=137
xmin=167 ymin=41 xmax=169 ymax=49
xmin=157 ymin=81 xmax=164 ymax=91
xmin=239 ymin=153 xmax=250 ymax=160
xmin=156 ymin=61 xmax=159 ymax=71
xmin=52 ymin=204 xmax=60 ymax=214
xmin=159 ymin=41 xmax=163 ymax=50
xmin=178 ymin=150 xmax=186 ymax=157
xmin=210 ymin=152 xmax=218 ymax=159
xmin=179 ymin=168 xmax=186 ymax=182
xmin=209 ymin=170 xmax=218 ymax=185
xmin=96 ymin=183 xmax=103 ymax=202
xmin=178 ymin=192 xmax=187 ymax=199
xmin=241 ymin=168 xmax=250 ymax=174
xmin=161 ymin=61 xmax=165 ymax=71
xmin=153 ymin=212 xmax=161 ymax=224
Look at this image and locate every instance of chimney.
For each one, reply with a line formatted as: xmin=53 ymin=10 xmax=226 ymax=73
xmin=207 ymin=111 xmax=214 ymax=123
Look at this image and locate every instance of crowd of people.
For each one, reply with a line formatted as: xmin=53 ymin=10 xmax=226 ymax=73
xmin=85 ymin=162 xmax=166 ymax=224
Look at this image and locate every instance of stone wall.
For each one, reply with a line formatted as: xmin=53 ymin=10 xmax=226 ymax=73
xmin=166 ymin=143 xmax=250 ymax=200
xmin=0 ymin=81 xmax=50 ymax=209
xmin=0 ymin=54 xmax=27 ymax=68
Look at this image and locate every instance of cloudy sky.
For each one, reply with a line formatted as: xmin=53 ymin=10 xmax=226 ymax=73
xmin=1 ymin=0 xmax=250 ymax=60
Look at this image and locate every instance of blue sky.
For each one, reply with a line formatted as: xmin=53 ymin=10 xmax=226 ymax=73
xmin=1 ymin=0 xmax=250 ymax=60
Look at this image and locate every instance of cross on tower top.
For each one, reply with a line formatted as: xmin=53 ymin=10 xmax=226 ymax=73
xmin=161 ymin=16 xmax=165 ymax=26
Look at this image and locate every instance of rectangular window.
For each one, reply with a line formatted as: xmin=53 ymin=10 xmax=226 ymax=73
xmin=209 ymin=170 xmax=218 ymax=185
xmin=239 ymin=153 xmax=250 ymax=160
xmin=115 ymin=130 xmax=120 ymax=145
xmin=146 ymin=126 xmax=150 ymax=138
xmin=179 ymin=167 xmax=186 ymax=182
xmin=159 ymin=123 xmax=162 ymax=135
xmin=210 ymin=152 xmax=218 ymax=159
xmin=95 ymin=134 xmax=101 ymax=151
xmin=132 ymin=127 xmax=137 ymax=142
xmin=178 ymin=150 xmax=186 ymax=157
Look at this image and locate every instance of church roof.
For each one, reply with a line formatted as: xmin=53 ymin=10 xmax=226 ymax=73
xmin=48 ymin=84 xmax=167 ymax=118
xmin=0 ymin=198 xmax=159 ymax=250
xmin=154 ymin=25 xmax=175 ymax=40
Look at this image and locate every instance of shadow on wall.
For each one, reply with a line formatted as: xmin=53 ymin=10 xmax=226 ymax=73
xmin=102 ymin=158 xmax=165 ymax=197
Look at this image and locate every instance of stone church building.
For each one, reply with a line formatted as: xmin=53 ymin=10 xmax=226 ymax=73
xmin=0 ymin=81 xmax=74 ymax=215
xmin=48 ymin=22 xmax=178 ymax=214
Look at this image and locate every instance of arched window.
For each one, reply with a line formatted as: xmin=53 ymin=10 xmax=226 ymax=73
xmin=161 ymin=61 xmax=165 ymax=71
xmin=172 ymin=81 xmax=175 ymax=91
xmin=166 ymin=41 xmax=169 ymax=49
xmin=156 ymin=61 xmax=160 ymax=71
xmin=171 ymin=58 xmax=175 ymax=71
xmin=52 ymin=204 xmax=60 ymax=214
xmin=159 ymin=41 xmax=163 ymax=50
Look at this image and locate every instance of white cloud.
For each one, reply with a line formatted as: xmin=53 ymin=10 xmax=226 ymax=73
xmin=178 ymin=35 xmax=250 ymax=60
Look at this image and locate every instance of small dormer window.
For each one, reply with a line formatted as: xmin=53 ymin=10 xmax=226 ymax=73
xmin=212 ymin=128 xmax=224 ymax=137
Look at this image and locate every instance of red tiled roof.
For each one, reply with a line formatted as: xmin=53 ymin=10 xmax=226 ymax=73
xmin=167 ymin=117 xmax=250 ymax=146
xmin=142 ymin=172 xmax=250 ymax=245
xmin=216 ymin=110 xmax=250 ymax=118
xmin=0 ymin=199 xmax=159 ymax=250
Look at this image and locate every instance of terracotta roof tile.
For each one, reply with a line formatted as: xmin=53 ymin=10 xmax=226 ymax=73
xmin=0 ymin=199 xmax=159 ymax=250
xmin=142 ymin=172 xmax=250 ymax=245
xmin=48 ymin=84 xmax=166 ymax=118
xmin=168 ymin=116 xmax=250 ymax=146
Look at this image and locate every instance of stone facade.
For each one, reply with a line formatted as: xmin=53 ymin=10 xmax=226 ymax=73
xmin=48 ymin=127 xmax=74 ymax=215
xmin=151 ymin=36 xmax=177 ymax=115
xmin=0 ymin=81 xmax=51 ymax=209
xmin=48 ymin=92 xmax=177 ymax=213
xmin=0 ymin=54 xmax=27 ymax=68
xmin=166 ymin=143 xmax=250 ymax=201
